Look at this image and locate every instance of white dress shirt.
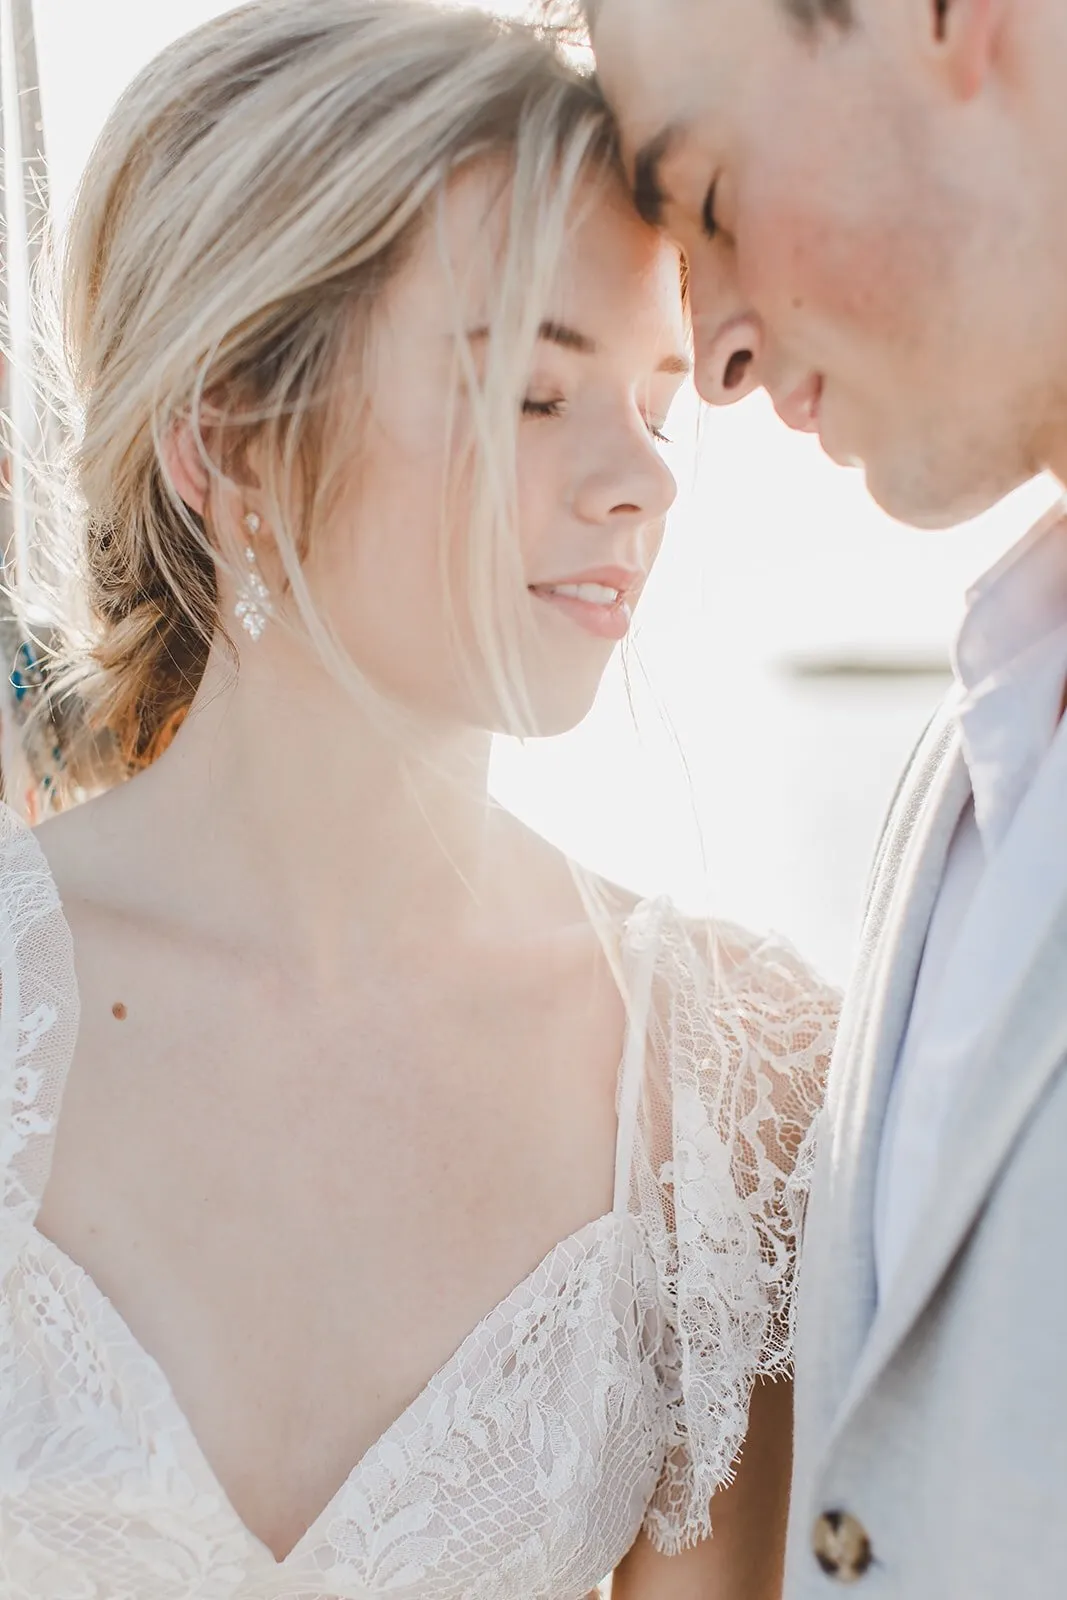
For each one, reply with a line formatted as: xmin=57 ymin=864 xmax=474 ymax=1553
xmin=874 ymin=504 xmax=1067 ymax=1298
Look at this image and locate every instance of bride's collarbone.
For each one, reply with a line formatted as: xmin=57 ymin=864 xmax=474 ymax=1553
xmin=52 ymin=901 xmax=622 ymax=1154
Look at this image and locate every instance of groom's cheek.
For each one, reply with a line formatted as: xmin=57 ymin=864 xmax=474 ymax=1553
xmin=736 ymin=178 xmax=932 ymax=369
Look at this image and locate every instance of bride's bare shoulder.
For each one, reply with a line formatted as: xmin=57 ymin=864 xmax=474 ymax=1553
xmin=31 ymin=780 xmax=149 ymax=913
xmin=579 ymin=874 xmax=647 ymax=921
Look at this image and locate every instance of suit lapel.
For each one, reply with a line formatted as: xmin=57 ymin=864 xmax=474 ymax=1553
xmin=809 ymin=707 xmax=970 ymax=1390
xmin=831 ymin=721 xmax=1067 ymax=1432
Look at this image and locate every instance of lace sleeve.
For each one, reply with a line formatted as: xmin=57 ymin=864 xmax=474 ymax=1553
xmin=628 ymin=910 xmax=839 ymax=1556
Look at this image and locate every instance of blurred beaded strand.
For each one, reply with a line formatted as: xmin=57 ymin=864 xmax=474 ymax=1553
xmin=0 ymin=0 xmax=71 ymax=818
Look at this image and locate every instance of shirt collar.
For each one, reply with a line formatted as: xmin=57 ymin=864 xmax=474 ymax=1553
xmin=953 ymin=502 xmax=1067 ymax=856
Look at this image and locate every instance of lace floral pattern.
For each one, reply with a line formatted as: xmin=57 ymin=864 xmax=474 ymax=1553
xmin=628 ymin=912 xmax=838 ymax=1555
xmin=0 ymin=806 xmax=838 ymax=1597
xmin=0 ymin=808 xmax=79 ymax=1278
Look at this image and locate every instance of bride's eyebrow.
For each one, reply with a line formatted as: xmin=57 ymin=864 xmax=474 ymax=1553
xmin=466 ymin=320 xmax=597 ymax=354
xmin=538 ymin=320 xmax=597 ymax=354
xmin=466 ymin=321 xmax=690 ymax=375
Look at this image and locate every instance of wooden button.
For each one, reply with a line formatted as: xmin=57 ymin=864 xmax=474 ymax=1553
xmin=812 ymin=1510 xmax=873 ymax=1583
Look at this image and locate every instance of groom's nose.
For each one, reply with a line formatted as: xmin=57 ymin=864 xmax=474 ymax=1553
xmin=693 ymin=312 xmax=763 ymax=407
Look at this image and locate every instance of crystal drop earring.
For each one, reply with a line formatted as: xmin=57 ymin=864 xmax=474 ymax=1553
xmin=234 ymin=512 xmax=274 ymax=642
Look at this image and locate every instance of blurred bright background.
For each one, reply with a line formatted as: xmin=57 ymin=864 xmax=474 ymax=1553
xmin=33 ymin=0 xmax=1062 ymax=982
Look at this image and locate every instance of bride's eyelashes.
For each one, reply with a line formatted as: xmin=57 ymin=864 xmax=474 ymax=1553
xmin=521 ymin=396 xmax=566 ymax=419
xmin=521 ymin=395 xmax=672 ymax=445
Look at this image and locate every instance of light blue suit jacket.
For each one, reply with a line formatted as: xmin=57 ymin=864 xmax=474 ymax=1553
xmin=785 ymin=702 xmax=1067 ymax=1597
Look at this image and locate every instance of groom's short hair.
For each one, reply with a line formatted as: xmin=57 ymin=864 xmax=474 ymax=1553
xmin=784 ymin=0 xmax=853 ymax=23
xmin=576 ymin=0 xmax=853 ymax=26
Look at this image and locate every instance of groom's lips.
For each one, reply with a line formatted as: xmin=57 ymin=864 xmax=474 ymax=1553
xmin=774 ymin=373 xmax=824 ymax=434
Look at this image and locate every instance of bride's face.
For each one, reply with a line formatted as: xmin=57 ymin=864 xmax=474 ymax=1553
xmin=304 ymin=161 xmax=689 ymax=737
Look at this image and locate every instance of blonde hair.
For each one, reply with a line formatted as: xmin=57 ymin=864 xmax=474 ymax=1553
xmin=26 ymin=0 xmax=618 ymax=798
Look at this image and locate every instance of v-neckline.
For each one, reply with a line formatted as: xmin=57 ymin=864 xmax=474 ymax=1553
xmin=9 ymin=821 xmax=668 ymax=1569
xmin=27 ymin=1209 xmax=635 ymax=1569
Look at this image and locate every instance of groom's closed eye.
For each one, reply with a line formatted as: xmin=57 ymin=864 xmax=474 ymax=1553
xmin=632 ymin=125 xmax=722 ymax=247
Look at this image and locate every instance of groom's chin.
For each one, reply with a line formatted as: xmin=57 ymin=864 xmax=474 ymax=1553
xmin=859 ymin=450 xmax=1035 ymax=533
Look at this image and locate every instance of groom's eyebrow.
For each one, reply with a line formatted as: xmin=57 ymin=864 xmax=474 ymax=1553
xmin=633 ymin=126 xmax=680 ymax=227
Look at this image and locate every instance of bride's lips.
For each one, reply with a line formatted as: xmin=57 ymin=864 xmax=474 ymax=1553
xmin=529 ymin=566 xmax=641 ymax=643
xmin=774 ymin=373 xmax=824 ymax=433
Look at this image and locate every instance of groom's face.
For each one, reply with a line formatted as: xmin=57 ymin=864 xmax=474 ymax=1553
xmin=595 ymin=0 xmax=1065 ymax=528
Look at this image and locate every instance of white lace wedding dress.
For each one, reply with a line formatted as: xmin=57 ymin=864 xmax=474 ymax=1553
xmin=0 ymin=804 xmax=837 ymax=1600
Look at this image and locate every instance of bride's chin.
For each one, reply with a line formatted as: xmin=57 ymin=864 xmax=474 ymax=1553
xmin=532 ymin=695 xmax=604 ymax=740
xmin=496 ymin=690 xmax=601 ymax=741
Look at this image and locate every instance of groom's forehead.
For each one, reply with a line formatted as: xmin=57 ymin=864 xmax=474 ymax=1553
xmin=595 ymin=37 xmax=738 ymax=193
xmin=594 ymin=0 xmax=754 ymax=133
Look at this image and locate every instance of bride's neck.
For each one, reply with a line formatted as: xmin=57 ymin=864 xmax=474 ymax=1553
xmin=126 ymin=635 xmax=509 ymax=966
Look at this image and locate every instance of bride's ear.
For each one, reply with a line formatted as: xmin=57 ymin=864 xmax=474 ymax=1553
xmin=160 ymin=417 xmax=212 ymax=517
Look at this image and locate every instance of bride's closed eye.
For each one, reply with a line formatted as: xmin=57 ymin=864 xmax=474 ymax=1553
xmin=522 ymin=395 xmax=672 ymax=446
xmin=522 ymin=396 xmax=567 ymax=419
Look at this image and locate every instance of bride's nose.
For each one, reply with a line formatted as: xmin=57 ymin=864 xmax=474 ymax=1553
xmin=694 ymin=313 xmax=763 ymax=407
